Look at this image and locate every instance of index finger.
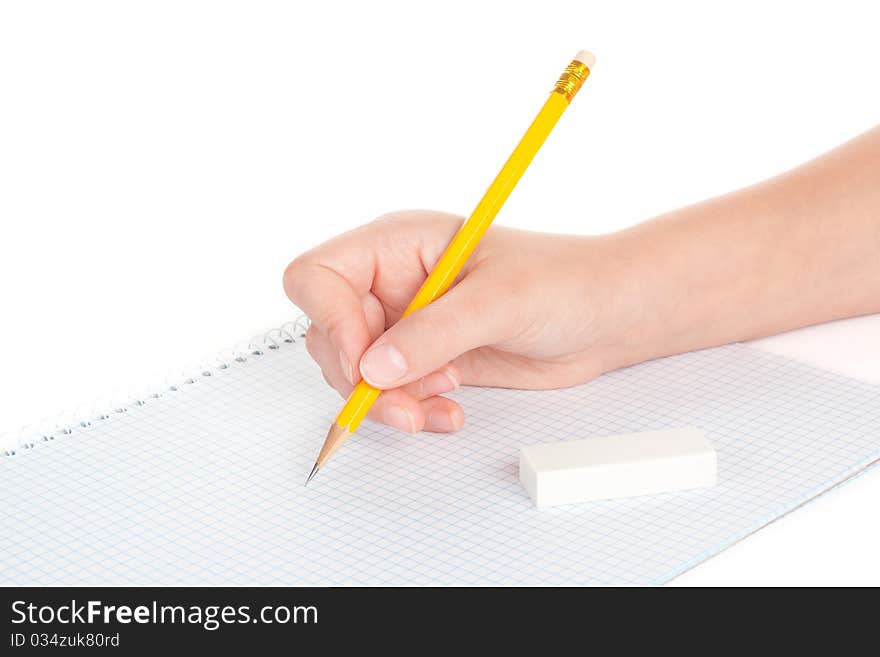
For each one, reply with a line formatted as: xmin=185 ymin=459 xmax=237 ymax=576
xmin=282 ymin=231 xmax=376 ymax=378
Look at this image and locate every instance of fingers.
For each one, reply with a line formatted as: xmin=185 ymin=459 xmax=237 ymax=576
xmin=305 ymin=324 xmax=351 ymax=392
xmin=369 ymin=388 xmax=465 ymax=434
xmin=405 ymin=364 xmax=461 ymax=399
xmin=283 ymin=211 xmax=465 ymax=385
xmin=307 ymin=324 xmax=464 ymax=433
xmin=358 ymin=273 xmax=508 ymax=390
xmin=283 ymin=253 xmax=373 ymax=386
xmin=307 ymin=322 xmax=461 ymax=395
xmin=285 ymin=210 xmax=486 ymax=434
xmin=418 ymin=395 xmax=465 ymax=433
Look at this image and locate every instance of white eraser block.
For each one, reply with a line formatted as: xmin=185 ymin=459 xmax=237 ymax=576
xmin=519 ymin=427 xmax=717 ymax=508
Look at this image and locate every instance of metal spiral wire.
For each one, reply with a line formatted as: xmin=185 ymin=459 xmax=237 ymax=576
xmin=1 ymin=316 xmax=310 ymax=457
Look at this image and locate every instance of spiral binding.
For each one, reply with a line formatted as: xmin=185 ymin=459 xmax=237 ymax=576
xmin=0 ymin=317 xmax=310 ymax=457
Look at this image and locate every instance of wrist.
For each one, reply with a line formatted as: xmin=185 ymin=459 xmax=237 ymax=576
xmin=577 ymin=228 xmax=691 ymax=375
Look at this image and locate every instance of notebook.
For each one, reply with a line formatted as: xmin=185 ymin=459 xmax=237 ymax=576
xmin=2 ymin=318 xmax=879 ymax=585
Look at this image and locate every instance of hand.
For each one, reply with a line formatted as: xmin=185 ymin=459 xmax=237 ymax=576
xmin=283 ymin=210 xmax=618 ymax=434
xmin=285 ymin=128 xmax=880 ymax=435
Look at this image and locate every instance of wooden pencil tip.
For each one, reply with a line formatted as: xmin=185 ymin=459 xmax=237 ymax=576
xmin=306 ymin=423 xmax=353 ymax=485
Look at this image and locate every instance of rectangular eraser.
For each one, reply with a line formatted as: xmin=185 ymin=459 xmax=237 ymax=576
xmin=519 ymin=427 xmax=717 ymax=508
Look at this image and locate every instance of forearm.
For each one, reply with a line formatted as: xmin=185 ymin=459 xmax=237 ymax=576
xmin=595 ymin=125 xmax=880 ymax=371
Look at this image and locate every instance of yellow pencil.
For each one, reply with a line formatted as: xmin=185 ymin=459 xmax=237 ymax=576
xmin=306 ymin=50 xmax=595 ymax=484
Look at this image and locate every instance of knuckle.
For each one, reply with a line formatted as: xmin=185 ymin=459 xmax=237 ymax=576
xmin=282 ymin=256 xmax=309 ymax=300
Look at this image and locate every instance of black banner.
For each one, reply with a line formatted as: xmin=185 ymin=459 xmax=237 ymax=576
xmin=0 ymin=586 xmax=863 ymax=651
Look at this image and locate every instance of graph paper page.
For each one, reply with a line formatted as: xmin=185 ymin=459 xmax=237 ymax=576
xmin=2 ymin=337 xmax=879 ymax=585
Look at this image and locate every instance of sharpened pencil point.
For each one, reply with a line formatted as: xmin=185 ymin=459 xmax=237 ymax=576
xmin=305 ymin=462 xmax=319 ymax=486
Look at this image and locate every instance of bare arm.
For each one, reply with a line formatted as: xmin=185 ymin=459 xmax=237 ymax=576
xmin=598 ymin=125 xmax=880 ymax=371
xmin=284 ymin=126 xmax=880 ymax=433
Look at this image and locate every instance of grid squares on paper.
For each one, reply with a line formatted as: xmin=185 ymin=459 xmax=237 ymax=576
xmin=1 ymin=339 xmax=878 ymax=585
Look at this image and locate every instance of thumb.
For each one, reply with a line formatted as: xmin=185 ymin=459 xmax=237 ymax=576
xmin=359 ymin=278 xmax=504 ymax=389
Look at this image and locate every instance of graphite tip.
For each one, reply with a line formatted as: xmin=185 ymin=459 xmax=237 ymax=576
xmin=304 ymin=462 xmax=320 ymax=486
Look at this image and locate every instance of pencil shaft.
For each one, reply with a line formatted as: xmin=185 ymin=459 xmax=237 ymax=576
xmin=315 ymin=54 xmax=593 ymax=470
xmin=338 ymin=94 xmax=572 ymax=433
xmin=403 ymin=92 xmax=569 ymax=317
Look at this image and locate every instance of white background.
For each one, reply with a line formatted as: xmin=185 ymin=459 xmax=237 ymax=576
xmin=1 ymin=0 xmax=878 ymax=585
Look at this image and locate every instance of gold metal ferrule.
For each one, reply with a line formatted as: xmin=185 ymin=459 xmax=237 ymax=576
xmin=553 ymin=60 xmax=591 ymax=101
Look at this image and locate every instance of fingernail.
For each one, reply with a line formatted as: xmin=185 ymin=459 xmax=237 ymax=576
xmin=360 ymin=344 xmax=408 ymax=387
xmin=425 ymin=409 xmax=461 ymax=433
xmin=420 ymin=370 xmax=459 ymax=397
xmin=384 ymin=405 xmax=416 ymax=433
xmin=338 ymin=351 xmax=354 ymax=385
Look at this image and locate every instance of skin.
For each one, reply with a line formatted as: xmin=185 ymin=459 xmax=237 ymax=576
xmin=283 ymin=125 xmax=880 ymax=434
